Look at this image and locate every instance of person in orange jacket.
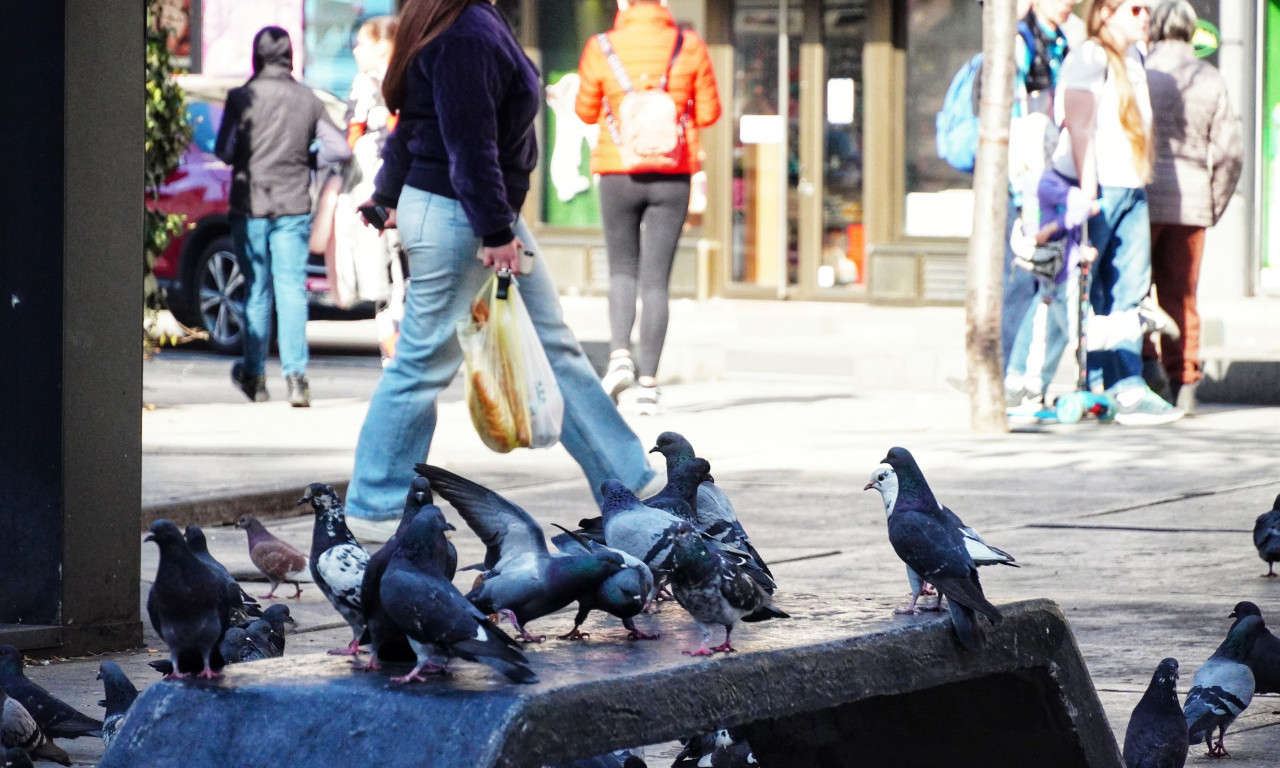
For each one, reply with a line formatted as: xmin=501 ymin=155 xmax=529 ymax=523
xmin=575 ymin=0 xmax=720 ymax=415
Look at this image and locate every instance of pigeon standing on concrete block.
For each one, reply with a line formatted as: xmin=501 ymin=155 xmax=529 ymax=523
xmin=145 ymin=519 xmax=229 ymax=679
xmin=1184 ymin=614 xmax=1262 ymax=757
xmin=95 ymin=661 xmax=137 ymax=750
xmin=379 ymin=511 xmax=538 ymax=684
xmin=865 ymin=464 xmax=1016 ymax=610
xmin=665 ymin=522 xmax=788 ymax=656
xmin=0 ymin=646 xmax=102 ymax=740
xmin=184 ymin=524 xmax=263 ymax=625
xmin=1122 ymin=658 xmax=1188 ymax=768
xmin=236 ymin=514 xmax=308 ymax=599
xmin=1252 ymin=494 xmax=1280 ymax=577
xmin=597 ymin=479 xmax=685 ymax=575
xmin=420 ymin=464 xmax=627 ymax=643
xmin=0 ymin=686 xmax=70 ymax=766
xmin=550 ymin=526 xmax=658 ymax=640
xmin=300 ymin=483 xmax=371 ymax=655
xmin=649 ymin=432 xmax=771 ymax=578
xmin=356 ymin=476 xmax=450 ymax=672
xmin=878 ymin=447 xmax=1003 ymax=651
xmin=1227 ymin=601 xmax=1280 ymax=694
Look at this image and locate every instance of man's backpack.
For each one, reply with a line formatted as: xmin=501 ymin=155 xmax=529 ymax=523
xmin=596 ymin=31 xmax=689 ymax=173
xmin=935 ymin=23 xmax=1041 ymax=174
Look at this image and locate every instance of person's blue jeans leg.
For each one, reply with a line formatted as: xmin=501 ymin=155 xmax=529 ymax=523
xmin=510 ymin=216 xmax=654 ymax=504
xmin=1085 ymin=186 xmax=1150 ymax=391
xmin=268 ymin=214 xmax=312 ymax=377
xmin=231 ymin=214 xmax=273 ymax=377
xmin=345 ymin=188 xmax=654 ymax=521
xmin=1001 ymin=195 xmax=1037 ymax=370
xmin=1037 ymin=281 xmax=1071 ymax=394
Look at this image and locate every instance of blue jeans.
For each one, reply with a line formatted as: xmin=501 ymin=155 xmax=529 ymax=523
xmin=1085 ymin=186 xmax=1150 ymax=391
xmin=230 ymin=213 xmax=311 ymax=378
xmin=1006 ymin=279 xmax=1070 ymax=396
xmin=345 ymin=187 xmax=655 ymax=520
xmin=1001 ymin=195 xmax=1039 ymax=371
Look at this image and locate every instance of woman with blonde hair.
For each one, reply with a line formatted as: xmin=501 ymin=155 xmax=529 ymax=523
xmin=1049 ymin=0 xmax=1181 ymax=424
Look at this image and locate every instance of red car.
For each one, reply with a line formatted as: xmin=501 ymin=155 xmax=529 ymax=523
xmin=151 ymin=75 xmax=370 ymax=353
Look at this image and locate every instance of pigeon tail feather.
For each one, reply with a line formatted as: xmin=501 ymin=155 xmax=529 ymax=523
xmin=928 ymin=575 xmax=1002 ymax=622
xmin=947 ymin=600 xmax=985 ymax=651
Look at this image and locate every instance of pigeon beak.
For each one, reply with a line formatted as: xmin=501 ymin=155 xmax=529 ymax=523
xmin=144 ymin=534 xmax=155 ymax=543
xmin=706 ymin=473 xmax=715 ymax=483
xmin=648 ymin=446 xmax=660 ymax=454
xmin=863 ymin=482 xmax=875 ymax=491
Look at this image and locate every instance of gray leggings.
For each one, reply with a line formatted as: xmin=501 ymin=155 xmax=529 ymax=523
xmin=598 ymin=172 xmax=691 ymax=379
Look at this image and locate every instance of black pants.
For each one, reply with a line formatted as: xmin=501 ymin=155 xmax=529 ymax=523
xmin=598 ymin=172 xmax=691 ymax=379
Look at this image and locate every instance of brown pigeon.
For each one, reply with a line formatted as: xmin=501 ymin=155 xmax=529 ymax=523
xmin=236 ymin=514 xmax=307 ymax=599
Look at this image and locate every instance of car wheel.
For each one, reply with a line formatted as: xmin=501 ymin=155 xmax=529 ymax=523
xmin=190 ymin=235 xmax=246 ymax=355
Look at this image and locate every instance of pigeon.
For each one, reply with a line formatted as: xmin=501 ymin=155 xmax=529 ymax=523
xmin=95 ymin=661 xmax=137 ymax=750
xmin=550 ymin=526 xmax=659 ymax=640
xmin=673 ymin=728 xmax=755 ymax=767
xmin=596 ymin=479 xmax=686 ymax=574
xmin=146 ymin=519 xmax=230 ymax=678
xmin=865 ymin=463 xmax=1016 ymax=609
xmin=242 ymin=603 xmax=295 ymax=656
xmin=0 ymin=646 xmax=102 ymax=740
xmin=1228 ymin=601 xmax=1280 ymax=694
xmin=1252 ymin=494 xmax=1280 ymax=577
xmin=236 ymin=514 xmax=308 ymax=599
xmin=378 ymin=510 xmax=538 ymax=684
xmin=300 ymin=483 xmax=371 ymax=655
xmin=1122 ymin=658 xmax=1188 ymax=768
xmin=184 ymin=524 xmax=263 ymax=625
xmin=357 ymin=477 xmax=451 ymax=671
xmin=0 ymin=687 xmax=70 ymax=766
xmin=1184 ymin=613 xmax=1262 ymax=757
xmin=3 ymin=746 xmax=36 ymax=768
xmin=649 ymin=432 xmax=772 ymax=579
xmin=665 ymin=522 xmax=788 ymax=656
xmin=879 ymin=447 xmax=1003 ymax=651
xmin=420 ymin=464 xmax=628 ymax=643
xmin=642 ymin=456 xmax=709 ymax=523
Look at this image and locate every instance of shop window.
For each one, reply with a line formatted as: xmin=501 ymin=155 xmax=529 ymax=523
xmin=903 ymin=0 xmax=981 ymax=238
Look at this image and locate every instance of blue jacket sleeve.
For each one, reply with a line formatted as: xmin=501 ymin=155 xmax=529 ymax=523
xmin=372 ymin=125 xmax=409 ymax=209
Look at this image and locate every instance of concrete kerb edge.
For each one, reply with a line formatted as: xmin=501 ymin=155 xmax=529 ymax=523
xmin=140 ymin=480 xmax=349 ymax=532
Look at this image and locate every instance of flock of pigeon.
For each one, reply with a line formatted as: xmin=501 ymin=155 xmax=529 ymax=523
xmin=3 ymin=438 xmax=1280 ymax=766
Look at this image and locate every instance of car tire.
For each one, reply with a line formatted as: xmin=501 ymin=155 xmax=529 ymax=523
xmin=188 ymin=234 xmax=246 ymax=355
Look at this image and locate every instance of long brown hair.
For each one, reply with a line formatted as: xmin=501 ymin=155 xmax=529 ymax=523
xmin=1083 ymin=0 xmax=1152 ymax=182
xmin=382 ymin=0 xmax=479 ymax=113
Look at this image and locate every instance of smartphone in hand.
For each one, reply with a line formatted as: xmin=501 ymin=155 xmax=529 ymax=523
xmin=358 ymin=203 xmax=389 ymax=231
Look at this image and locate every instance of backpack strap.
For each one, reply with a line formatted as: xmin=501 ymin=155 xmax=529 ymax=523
xmin=596 ymin=31 xmax=689 ymax=151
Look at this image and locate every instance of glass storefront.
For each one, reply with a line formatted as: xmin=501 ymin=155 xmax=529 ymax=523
xmin=820 ymin=0 xmax=867 ymax=288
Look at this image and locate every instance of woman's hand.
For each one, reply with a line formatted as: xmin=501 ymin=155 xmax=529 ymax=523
xmin=481 ymin=237 xmax=525 ymax=273
xmin=357 ymin=198 xmax=397 ymax=231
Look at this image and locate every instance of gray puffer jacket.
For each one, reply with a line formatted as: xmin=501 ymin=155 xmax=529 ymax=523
xmin=1145 ymin=40 xmax=1242 ymax=227
xmin=214 ymin=27 xmax=350 ymax=218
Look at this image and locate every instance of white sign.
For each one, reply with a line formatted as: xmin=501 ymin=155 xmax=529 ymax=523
xmin=739 ymin=114 xmax=784 ymax=145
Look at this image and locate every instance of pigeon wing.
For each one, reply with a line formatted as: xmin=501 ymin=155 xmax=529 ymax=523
xmin=315 ymin=542 xmax=370 ymax=616
xmin=420 ymin=464 xmax=549 ymax=568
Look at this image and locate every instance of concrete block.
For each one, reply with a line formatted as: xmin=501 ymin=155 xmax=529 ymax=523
xmin=100 ymin=597 xmax=1120 ymax=768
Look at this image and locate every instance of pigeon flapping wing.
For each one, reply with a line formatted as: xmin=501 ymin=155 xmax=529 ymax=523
xmin=418 ymin=464 xmax=549 ymax=570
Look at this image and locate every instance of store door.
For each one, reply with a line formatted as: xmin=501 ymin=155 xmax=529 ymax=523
xmin=727 ymin=0 xmax=866 ymax=298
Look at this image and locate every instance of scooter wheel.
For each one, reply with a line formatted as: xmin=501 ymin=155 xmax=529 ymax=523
xmin=1094 ymin=392 xmax=1119 ymax=422
xmin=1055 ymin=392 xmax=1085 ymax=424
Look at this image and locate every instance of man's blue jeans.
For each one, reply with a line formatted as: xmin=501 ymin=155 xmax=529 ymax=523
xmin=1085 ymin=186 xmax=1150 ymax=392
xmin=230 ymin=213 xmax=311 ymax=378
xmin=345 ymin=187 xmax=655 ymax=520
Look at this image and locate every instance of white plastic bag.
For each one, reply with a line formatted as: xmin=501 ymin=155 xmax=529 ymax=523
xmin=456 ymin=271 xmax=563 ymax=452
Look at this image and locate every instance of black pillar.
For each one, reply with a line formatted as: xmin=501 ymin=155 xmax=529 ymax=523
xmin=0 ymin=0 xmax=144 ymax=653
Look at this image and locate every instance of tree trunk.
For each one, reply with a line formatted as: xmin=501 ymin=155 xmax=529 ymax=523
xmin=965 ymin=0 xmax=1017 ymax=433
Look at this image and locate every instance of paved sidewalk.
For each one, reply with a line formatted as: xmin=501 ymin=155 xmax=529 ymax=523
xmin=24 ymin=295 xmax=1280 ymax=765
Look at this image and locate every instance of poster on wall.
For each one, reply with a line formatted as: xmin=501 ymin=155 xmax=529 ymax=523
xmin=202 ymin=0 xmax=305 ymax=80
xmin=156 ymin=0 xmax=192 ymax=69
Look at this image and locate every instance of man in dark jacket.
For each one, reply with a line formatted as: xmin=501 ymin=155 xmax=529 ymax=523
xmin=214 ymin=26 xmax=350 ymax=407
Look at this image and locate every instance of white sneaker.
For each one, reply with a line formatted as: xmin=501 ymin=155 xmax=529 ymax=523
xmin=1113 ymin=386 xmax=1184 ymax=426
xmin=601 ymin=356 xmax=635 ymax=403
xmin=635 ymin=384 xmax=660 ymax=416
xmin=345 ymin=516 xmax=401 ymax=545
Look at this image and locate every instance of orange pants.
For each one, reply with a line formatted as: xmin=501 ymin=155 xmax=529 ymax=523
xmin=1142 ymin=223 xmax=1205 ymax=386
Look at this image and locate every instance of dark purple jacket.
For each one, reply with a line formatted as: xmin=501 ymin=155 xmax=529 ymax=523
xmin=373 ymin=3 xmax=540 ymax=247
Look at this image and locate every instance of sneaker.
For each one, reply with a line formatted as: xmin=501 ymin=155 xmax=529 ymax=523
xmin=1139 ymin=293 xmax=1181 ymax=340
xmin=635 ymin=384 xmax=660 ymax=416
xmin=1174 ymin=381 xmax=1197 ymax=416
xmin=345 ymin=516 xmax=401 ymax=545
xmin=1113 ymin=386 xmax=1184 ymax=426
xmin=601 ymin=355 xmax=636 ymax=403
xmin=231 ymin=362 xmax=269 ymax=402
xmin=287 ymin=373 xmax=311 ymax=408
